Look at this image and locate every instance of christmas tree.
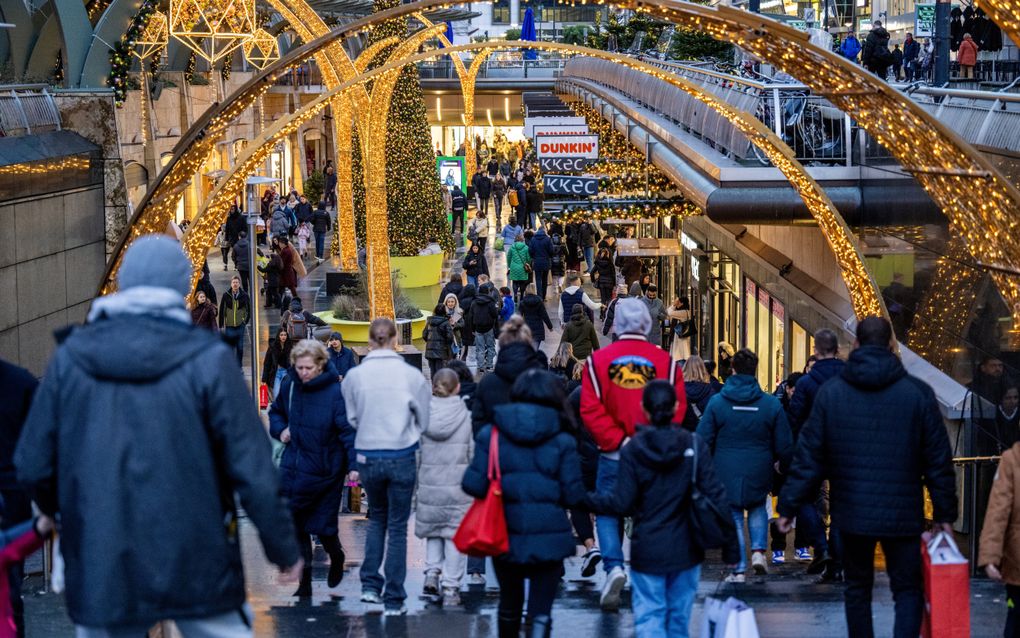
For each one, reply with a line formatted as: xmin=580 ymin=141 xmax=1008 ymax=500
xmin=352 ymin=0 xmax=451 ymax=256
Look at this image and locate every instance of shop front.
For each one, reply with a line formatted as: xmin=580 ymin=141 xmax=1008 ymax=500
xmin=744 ymin=278 xmax=786 ymax=391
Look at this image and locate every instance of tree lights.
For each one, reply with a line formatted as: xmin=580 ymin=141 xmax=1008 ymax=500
xmin=242 ymin=28 xmax=280 ymax=69
xmin=169 ymin=0 xmax=257 ymax=63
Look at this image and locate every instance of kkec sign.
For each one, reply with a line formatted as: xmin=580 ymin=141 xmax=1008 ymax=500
xmin=536 ymin=135 xmax=600 ymax=160
xmin=543 ymin=175 xmax=599 ymax=196
xmin=539 ymin=157 xmax=593 ymax=173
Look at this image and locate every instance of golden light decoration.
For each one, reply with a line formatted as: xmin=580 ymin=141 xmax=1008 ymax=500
xmin=133 ymin=10 xmax=169 ymax=60
xmin=178 ymin=41 xmax=885 ymax=324
xmin=975 ymin=0 xmax=1020 ymax=54
xmin=169 ymin=0 xmax=257 ymax=63
xmin=109 ymin=0 xmax=1018 ymax=330
xmin=242 ymin=28 xmax=280 ymax=69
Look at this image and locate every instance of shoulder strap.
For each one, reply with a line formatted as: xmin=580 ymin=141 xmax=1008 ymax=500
xmin=488 ymin=428 xmax=501 ymax=482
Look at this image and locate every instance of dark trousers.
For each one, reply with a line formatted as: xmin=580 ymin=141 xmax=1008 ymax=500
xmin=452 ymin=211 xmax=466 ymax=237
xmin=493 ymin=197 xmax=503 ymax=228
xmin=478 ymin=195 xmax=489 ymax=215
xmin=770 ymin=518 xmax=808 ymax=551
xmin=534 ymin=268 xmax=550 ymax=300
xmin=1 ymin=490 xmax=30 ymax=638
xmin=314 ymin=232 xmax=326 ymax=259
xmin=841 ymin=533 xmax=923 ymax=638
xmin=359 ymin=455 xmax=416 ymax=608
xmin=427 ymin=357 xmax=444 ymax=379
xmin=222 ymin=325 xmax=246 ymax=365
xmin=238 ymin=269 xmax=251 ymax=295
xmin=265 ymin=285 xmax=280 ymax=309
xmin=512 ymin=280 xmax=528 ymax=302
xmin=220 ymin=247 xmax=230 ymax=268
xmin=1005 ymin=584 xmax=1020 ymax=637
xmin=569 ymin=508 xmax=595 ymax=543
xmin=493 ymin=559 xmax=562 ymax=620
xmin=297 ymin=530 xmax=343 ymax=565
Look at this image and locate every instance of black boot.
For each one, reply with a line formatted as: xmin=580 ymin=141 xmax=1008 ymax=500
xmin=294 ymin=567 xmax=312 ymax=597
xmin=806 ymin=553 xmax=831 ymax=575
xmin=498 ymin=612 xmax=522 ymax=638
xmin=321 ymin=535 xmax=346 ymax=588
xmin=529 ymin=615 xmax=551 ymax=638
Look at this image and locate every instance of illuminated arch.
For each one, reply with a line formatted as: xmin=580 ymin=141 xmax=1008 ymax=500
xmin=183 ymin=41 xmax=887 ymax=322
xmin=103 ymin=0 xmax=1020 ymax=321
xmin=975 ymin=0 xmax=1019 ymax=51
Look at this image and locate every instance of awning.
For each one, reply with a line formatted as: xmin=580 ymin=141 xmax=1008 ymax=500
xmin=615 ymin=238 xmax=681 ymax=257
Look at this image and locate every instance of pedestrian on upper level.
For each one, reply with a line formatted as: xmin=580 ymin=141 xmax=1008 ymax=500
xmin=16 ymin=235 xmax=301 ymax=636
xmin=903 ymin=32 xmax=921 ymax=81
xmin=862 ymin=21 xmax=893 ymax=79
xmin=958 ymin=33 xmax=980 ymax=79
xmin=840 ymin=31 xmax=862 ymax=61
xmin=342 ymin=318 xmax=432 ymax=616
xmin=778 ymin=317 xmax=957 ymax=638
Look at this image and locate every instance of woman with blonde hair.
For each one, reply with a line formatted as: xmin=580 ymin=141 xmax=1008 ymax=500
xmin=681 ymin=355 xmax=717 ymax=430
xmin=550 ymin=342 xmax=579 ymax=381
xmin=269 ymin=339 xmax=355 ymax=598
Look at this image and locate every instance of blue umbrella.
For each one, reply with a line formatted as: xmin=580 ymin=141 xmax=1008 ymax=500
xmin=520 ymin=7 xmax=538 ymax=60
xmin=442 ymin=21 xmax=454 ymax=47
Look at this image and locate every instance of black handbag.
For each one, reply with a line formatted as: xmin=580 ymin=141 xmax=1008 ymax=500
xmin=689 ymin=433 xmax=736 ymax=551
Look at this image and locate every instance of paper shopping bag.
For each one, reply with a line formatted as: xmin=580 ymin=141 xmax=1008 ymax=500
xmin=921 ymin=531 xmax=970 ymax=638
xmin=701 ymin=596 xmax=761 ymax=638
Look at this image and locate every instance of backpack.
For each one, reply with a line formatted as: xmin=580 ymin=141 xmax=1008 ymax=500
xmin=507 ymin=188 xmax=519 ymax=207
xmin=288 ymin=312 xmax=309 ymax=339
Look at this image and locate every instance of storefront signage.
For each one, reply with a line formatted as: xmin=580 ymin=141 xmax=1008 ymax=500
xmin=539 ymin=157 xmax=593 ymax=173
xmin=543 ymin=174 xmax=599 ymax=196
xmin=915 ymin=3 xmax=935 ymax=37
xmin=536 ymin=135 xmax=600 ymax=160
xmin=436 ymin=156 xmax=466 ymax=192
xmin=523 ymin=116 xmax=587 ymax=137
xmin=533 ymin=124 xmax=590 ymax=138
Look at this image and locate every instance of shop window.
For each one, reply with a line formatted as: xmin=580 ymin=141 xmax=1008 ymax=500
xmin=493 ymin=0 xmax=511 ymax=24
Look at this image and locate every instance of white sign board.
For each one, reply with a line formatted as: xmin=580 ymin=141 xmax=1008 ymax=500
xmin=533 ymin=124 xmax=590 ymax=137
xmin=523 ymin=116 xmax=587 ymax=137
xmin=536 ymin=135 xmax=600 ymax=160
xmin=915 ymin=3 xmax=935 ymax=37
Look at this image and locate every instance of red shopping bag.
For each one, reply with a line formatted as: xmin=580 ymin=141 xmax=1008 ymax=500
xmin=921 ymin=531 xmax=970 ymax=638
xmin=453 ymin=428 xmax=510 ymax=557
xmin=259 ymin=383 xmax=270 ymax=410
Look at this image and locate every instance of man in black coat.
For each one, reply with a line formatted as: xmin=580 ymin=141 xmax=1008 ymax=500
xmin=862 ymin=21 xmax=893 ymax=79
xmin=472 ymin=169 xmax=492 ymax=216
xmin=0 ymin=358 xmax=36 ymax=637
xmin=468 ymin=283 xmax=500 ymax=373
xmin=15 ymin=236 xmax=301 ymax=633
xmin=777 ymin=317 xmax=957 ymax=638
xmin=525 ymin=182 xmax=544 ymax=231
xmin=311 ymin=202 xmax=332 ymax=261
xmin=529 ymin=227 xmax=555 ymax=300
xmin=295 ymin=195 xmax=314 ymax=225
xmin=450 ymin=185 xmax=468 ymax=240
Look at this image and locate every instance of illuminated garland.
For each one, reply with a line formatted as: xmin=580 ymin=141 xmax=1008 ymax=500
xmin=108 ymin=0 xmax=159 ymax=106
xmin=0 ymin=156 xmax=91 ymax=176
xmin=598 ymin=172 xmax=673 ymax=193
xmin=184 ymin=51 xmax=197 ymax=83
xmin=52 ymin=51 xmax=64 ymax=85
xmin=221 ymin=55 xmax=231 ymax=81
xmin=552 ymin=198 xmax=701 ymax=223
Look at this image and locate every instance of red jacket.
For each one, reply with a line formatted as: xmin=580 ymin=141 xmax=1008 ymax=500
xmin=0 ymin=521 xmax=44 ymax=638
xmin=581 ymin=334 xmax=687 ymax=452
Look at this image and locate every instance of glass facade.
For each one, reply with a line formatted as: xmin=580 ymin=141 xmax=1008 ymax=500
xmin=492 ymin=0 xmax=511 ymax=24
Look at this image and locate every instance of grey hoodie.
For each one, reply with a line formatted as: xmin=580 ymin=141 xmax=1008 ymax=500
xmin=415 ymin=395 xmax=474 ymax=539
xmin=642 ymin=295 xmax=667 ymax=346
xmin=341 ymin=349 xmax=431 ymax=453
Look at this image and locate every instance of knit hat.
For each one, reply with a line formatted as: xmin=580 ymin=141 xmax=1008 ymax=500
xmin=118 ymin=235 xmax=192 ymax=296
xmin=290 ymin=299 xmax=303 ymax=312
xmin=329 ymin=331 xmax=343 ymax=342
xmin=613 ymin=298 xmax=651 ymax=337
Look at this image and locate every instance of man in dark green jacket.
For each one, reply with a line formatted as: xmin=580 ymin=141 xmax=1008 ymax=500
xmin=696 ymin=348 xmax=793 ymax=583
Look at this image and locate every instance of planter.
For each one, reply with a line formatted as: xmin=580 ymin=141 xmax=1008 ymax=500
xmin=390 ymin=253 xmax=444 ymax=289
xmin=313 ymin=311 xmax=430 ymax=343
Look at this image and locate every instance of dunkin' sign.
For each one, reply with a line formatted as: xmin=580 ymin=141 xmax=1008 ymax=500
xmin=536 ymin=135 xmax=600 ymax=160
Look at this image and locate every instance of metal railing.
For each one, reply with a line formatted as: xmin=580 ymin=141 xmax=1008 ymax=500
xmin=901 ymin=84 xmax=1020 ymax=154
xmin=418 ymin=54 xmax=569 ymax=80
xmin=0 ymin=86 xmax=61 ymax=137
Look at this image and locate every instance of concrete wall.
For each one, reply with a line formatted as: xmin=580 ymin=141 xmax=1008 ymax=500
xmin=0 ymin=186 xmax=107 ymax=375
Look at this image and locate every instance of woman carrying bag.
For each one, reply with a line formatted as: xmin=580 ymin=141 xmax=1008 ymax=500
xmin=460 ymin=370 xmax=586 ymax=638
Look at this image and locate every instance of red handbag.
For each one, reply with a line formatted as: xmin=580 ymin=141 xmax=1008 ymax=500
xmin=259 ymin=383 xmax=270 ymax=410
xmin=453 ymin=428 xmax=510 ymax=557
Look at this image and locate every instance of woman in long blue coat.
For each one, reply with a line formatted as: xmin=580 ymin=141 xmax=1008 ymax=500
xmin=269 ymin=339 xmax=356 ymax=598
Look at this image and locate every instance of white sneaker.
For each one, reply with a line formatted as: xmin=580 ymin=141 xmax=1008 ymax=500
xmin=771 ymin=550 xmax=785 ymax=565
xmin=600 ymin=566 xmax=627 ymax=610
xmin=383 ymin=604 xmax=407 ymax=616
xmin=724 ymin=572 xmax=746 ymax=584
xmin=751 ymin=551 xmax=769 ymax=575
xmin=467 ymin=572 xmax=487 ymax=586
xmin=360 ymin=590 xmax=383 ymax=604
xmin=795 ymin=547 xmax=813 ymax=562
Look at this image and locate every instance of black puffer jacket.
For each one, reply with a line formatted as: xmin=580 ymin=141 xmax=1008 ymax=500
xmin=518 ymin=293 xmax=553 ymax=343
xmin=470 ymin=342 xmax=545 ymax=433
xmin=680 ymin=380 xmax=716 ymax=431
xmin=778 ymin=346 xmax=958 ymax=536
xmin=15 ymin=317 xmax=298 ymax=627
xmin=788 ymin=357 xmax=845 ymax=434
xmin=587 ymin=427 xmax=739 ymax=573
xmin=468 ymin=290 xmax=499 ymax=335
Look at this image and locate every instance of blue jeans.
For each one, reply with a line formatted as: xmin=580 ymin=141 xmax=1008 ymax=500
xmin=358 ymin=455 xmax=416 ymax=608
xmin=467 ymin=275 xmax=478 ymax=288
xmin=272 ymin=368 xmax=287 ymax=399
xmin=534 ymin=268 xmax=550 ymax=300
xmin=583 ymin=246 xmax=594 ymax=273
xmin=595 ymin=455 xmax=624 ymax=572
xmin=222 ymin=325 xmax=246 ymax=365
xmin=798 ymin=501 xmax=828 ymax=555
xmin=314 ymin=232 xmax=326 ymax=259
xmin=475 ymin=330 xmax=495 ymax=372
xmin=631 ymin=565 xmax=701 ymax=638
xmin=731 ymin=503 xmax=768 ymax=573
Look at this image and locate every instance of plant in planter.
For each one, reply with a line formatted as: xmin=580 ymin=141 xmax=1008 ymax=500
xmin=330 ymin=270 xmax=423 ymax=321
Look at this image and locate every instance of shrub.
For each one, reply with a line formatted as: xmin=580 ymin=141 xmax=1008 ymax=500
xmin=329 ymin=270 xmax=423 ymax=321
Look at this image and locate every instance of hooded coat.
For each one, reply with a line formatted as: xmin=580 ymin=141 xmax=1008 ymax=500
xmin=696 ymin=374 xmax=793 ymax=509
xmin=641 ymin=295 xmax=667 ymax=346
xmin=788 ymin=357 xmax=845 ymax=433
xmin=561 ymin=306 xmax=601 ymax=360
xmin=270 ymin=207 xmax=290 ymax=238
xmin=587 ymin=427 xmax=739 ymax=572
xmin=471 ymin=342 xmax=545 ymax=433
xmin=529 ymin=228 xmax=555 ymax=271
xmin=458 ymin=285 xmax=477 ymax=346
xmin=468 ymin=289 xmax=500 ymax=335
xmin=680 ymin=380 xmax=716 ymax=430
xmin=462 ymin=403 xmax=586 ymax=564
xmin=328 ymin=343 xmax=358 ymax=379
xmin=423 ymin=314 xmax=455 ymax=360
xmin=15 ymin=316 xmax=298 ymax=627
xmin=507 ymin=240 xmax=532 ymax=282
xmin=415 ymin=396 xmax=474 ymax=539
xmin=777 ymin=346 xmax=957 ymax=537
xmin=518 ymin=293 xmax=553 ymax=343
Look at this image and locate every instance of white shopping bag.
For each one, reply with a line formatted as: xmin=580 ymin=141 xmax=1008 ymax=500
xmin=701 ymin=596 xmax=761 ymax=638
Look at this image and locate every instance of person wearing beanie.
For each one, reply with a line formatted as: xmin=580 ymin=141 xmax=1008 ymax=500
xmin=16 ymin=235 xmax=302 ymax=634
xmin=602 ymin=283 xmax=631 ymax=341
xmin=327 ymin=331 xmax=359 ymax=381
xmin=580 ymin=297 xmax=688 ymax=611
xmin=280 ymin=298 xmax=327 ymax=341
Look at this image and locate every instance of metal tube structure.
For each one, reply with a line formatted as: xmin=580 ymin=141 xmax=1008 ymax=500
xmin=934 ymin=0 xmax=951 ymax=87
xmin=245 ymin=185 xmax=261 ymax=401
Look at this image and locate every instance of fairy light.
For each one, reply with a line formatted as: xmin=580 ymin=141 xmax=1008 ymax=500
xmin=504 ymin=96 xmax=510 ymax=121
xmin=242 ymin=29 xmax=280 ymax=69
xmin=436 ymin=96 xmax=443 ymax=121
xmin=169 ymin=0 xmax=257 ymax=63
xmin=133 ymin=10 xmax=169 ymax=61
xmin=0 ymin=156 xmax=91 ymax=175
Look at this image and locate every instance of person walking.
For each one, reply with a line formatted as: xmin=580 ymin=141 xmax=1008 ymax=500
xmin=602 ymin=284 xmax=630 ymax=340
xmin=641 ymin=285 xmax=668 ymax=348
xmin=258 ymin=243 xmax=283 ymax=309
xmin=341 ymin=318 xmax=432 ymax=616
xmin=518 ymin=283 xmax=553 ymax=351
xmin=269 ymin=339 xmax=355 ymax=599
xmin=468 ymin=209 xmax=490 ymax=253
xmin=680 ymin=355 xmax=716 ymax=430
xmin=423 ymin=303 xmax=456 ymax=378
xmin=979 ymin=439 xmax=1020 ymax=635
xmin=891 ymin=44 xmax=904 ymax=80
xmin=529 ymin=226 xmax=554 ymax=300
xmin=190 ymin=290 xmax=218 ymax=332
xmin=550 ymin=233 xmax=566 ymax=293
xmin=0 ymin=358 xmax=37 ymax=638
xmin=588 ymin=380 xmax=739 ymax=638
xmin=513 ymin=180 xmax=528 ymax=228
xmin=903 ymin=32 xmax=921 ymax=81
xmin=492 ymin=173 xmax=507 ymax=229
xmin=271 ymin=203 xmax=291 ymax=239
xmin=559 ymin=272 xmax=602 ymax=326
xmin=501 ymin=219 xmax=523 ymax=255
xmin=525 ymin=180 xmax=544 ymax=231
xmin=862 ymin=20 xmax=893 ymax=78
xmin=232 ymin=231 xmax=252 ymax=294
xmin=324 ymin=165 xmax=338 ymax=209
xmin=218 ymin=275 xmax=250 ymax=365
xmin=581 ymin=299 xmax=687 ymax=610
xmin=697 ymin=348 xmax=793 ymax=583
xmin=579 ymin=220 xmax=599 ymax=275
xmin=667 ymin=296 xmax=694 ymax=362
xmin=506 ymin=234 xmax=532 ymax=302
xmin=218 ymin=226 xmax=231 ymax=271
xmin=416 ymin=369 xmax=474 ymax=607
xmin=840 ymin=31 xmax=862 ymax=61
xmin=777 ymin=317 xmax=957 ymax=638
xmin=462 ymin=370 xmax=587 ymax=638
xmin=562 ymin=304 xmax=601 ymax=361
xmin=15 ymin=235 xmax=301 ymax=636
xmin=262 ymin=328 xmax=294 ymax=399
xmin=473 ymin=169 xmax=492 ymax=217
xmin=450 ymin=185 xmax=468 ymax=242
xmin=468 ymin=282 xmax=500 ymax=373
xmin=591 ymin=248 xmax=616 ymax=312
xmin=958 ymin=33 xmax=979 ymax=79
xmin=327 ymin=331 xmax=359 ymax=381
xmin=462 ymin=243 xmax=488 ymax=288
xmin=278 ymin=236 xmax=300 ymax=298
xmin=471 ymin=317 xmax=543 ymax=432
xmin=311 ymin=201 xmax=332 ymax=262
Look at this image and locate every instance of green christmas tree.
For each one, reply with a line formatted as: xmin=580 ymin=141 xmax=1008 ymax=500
xmin=352 ymin=0 xmax=451 ymax=256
